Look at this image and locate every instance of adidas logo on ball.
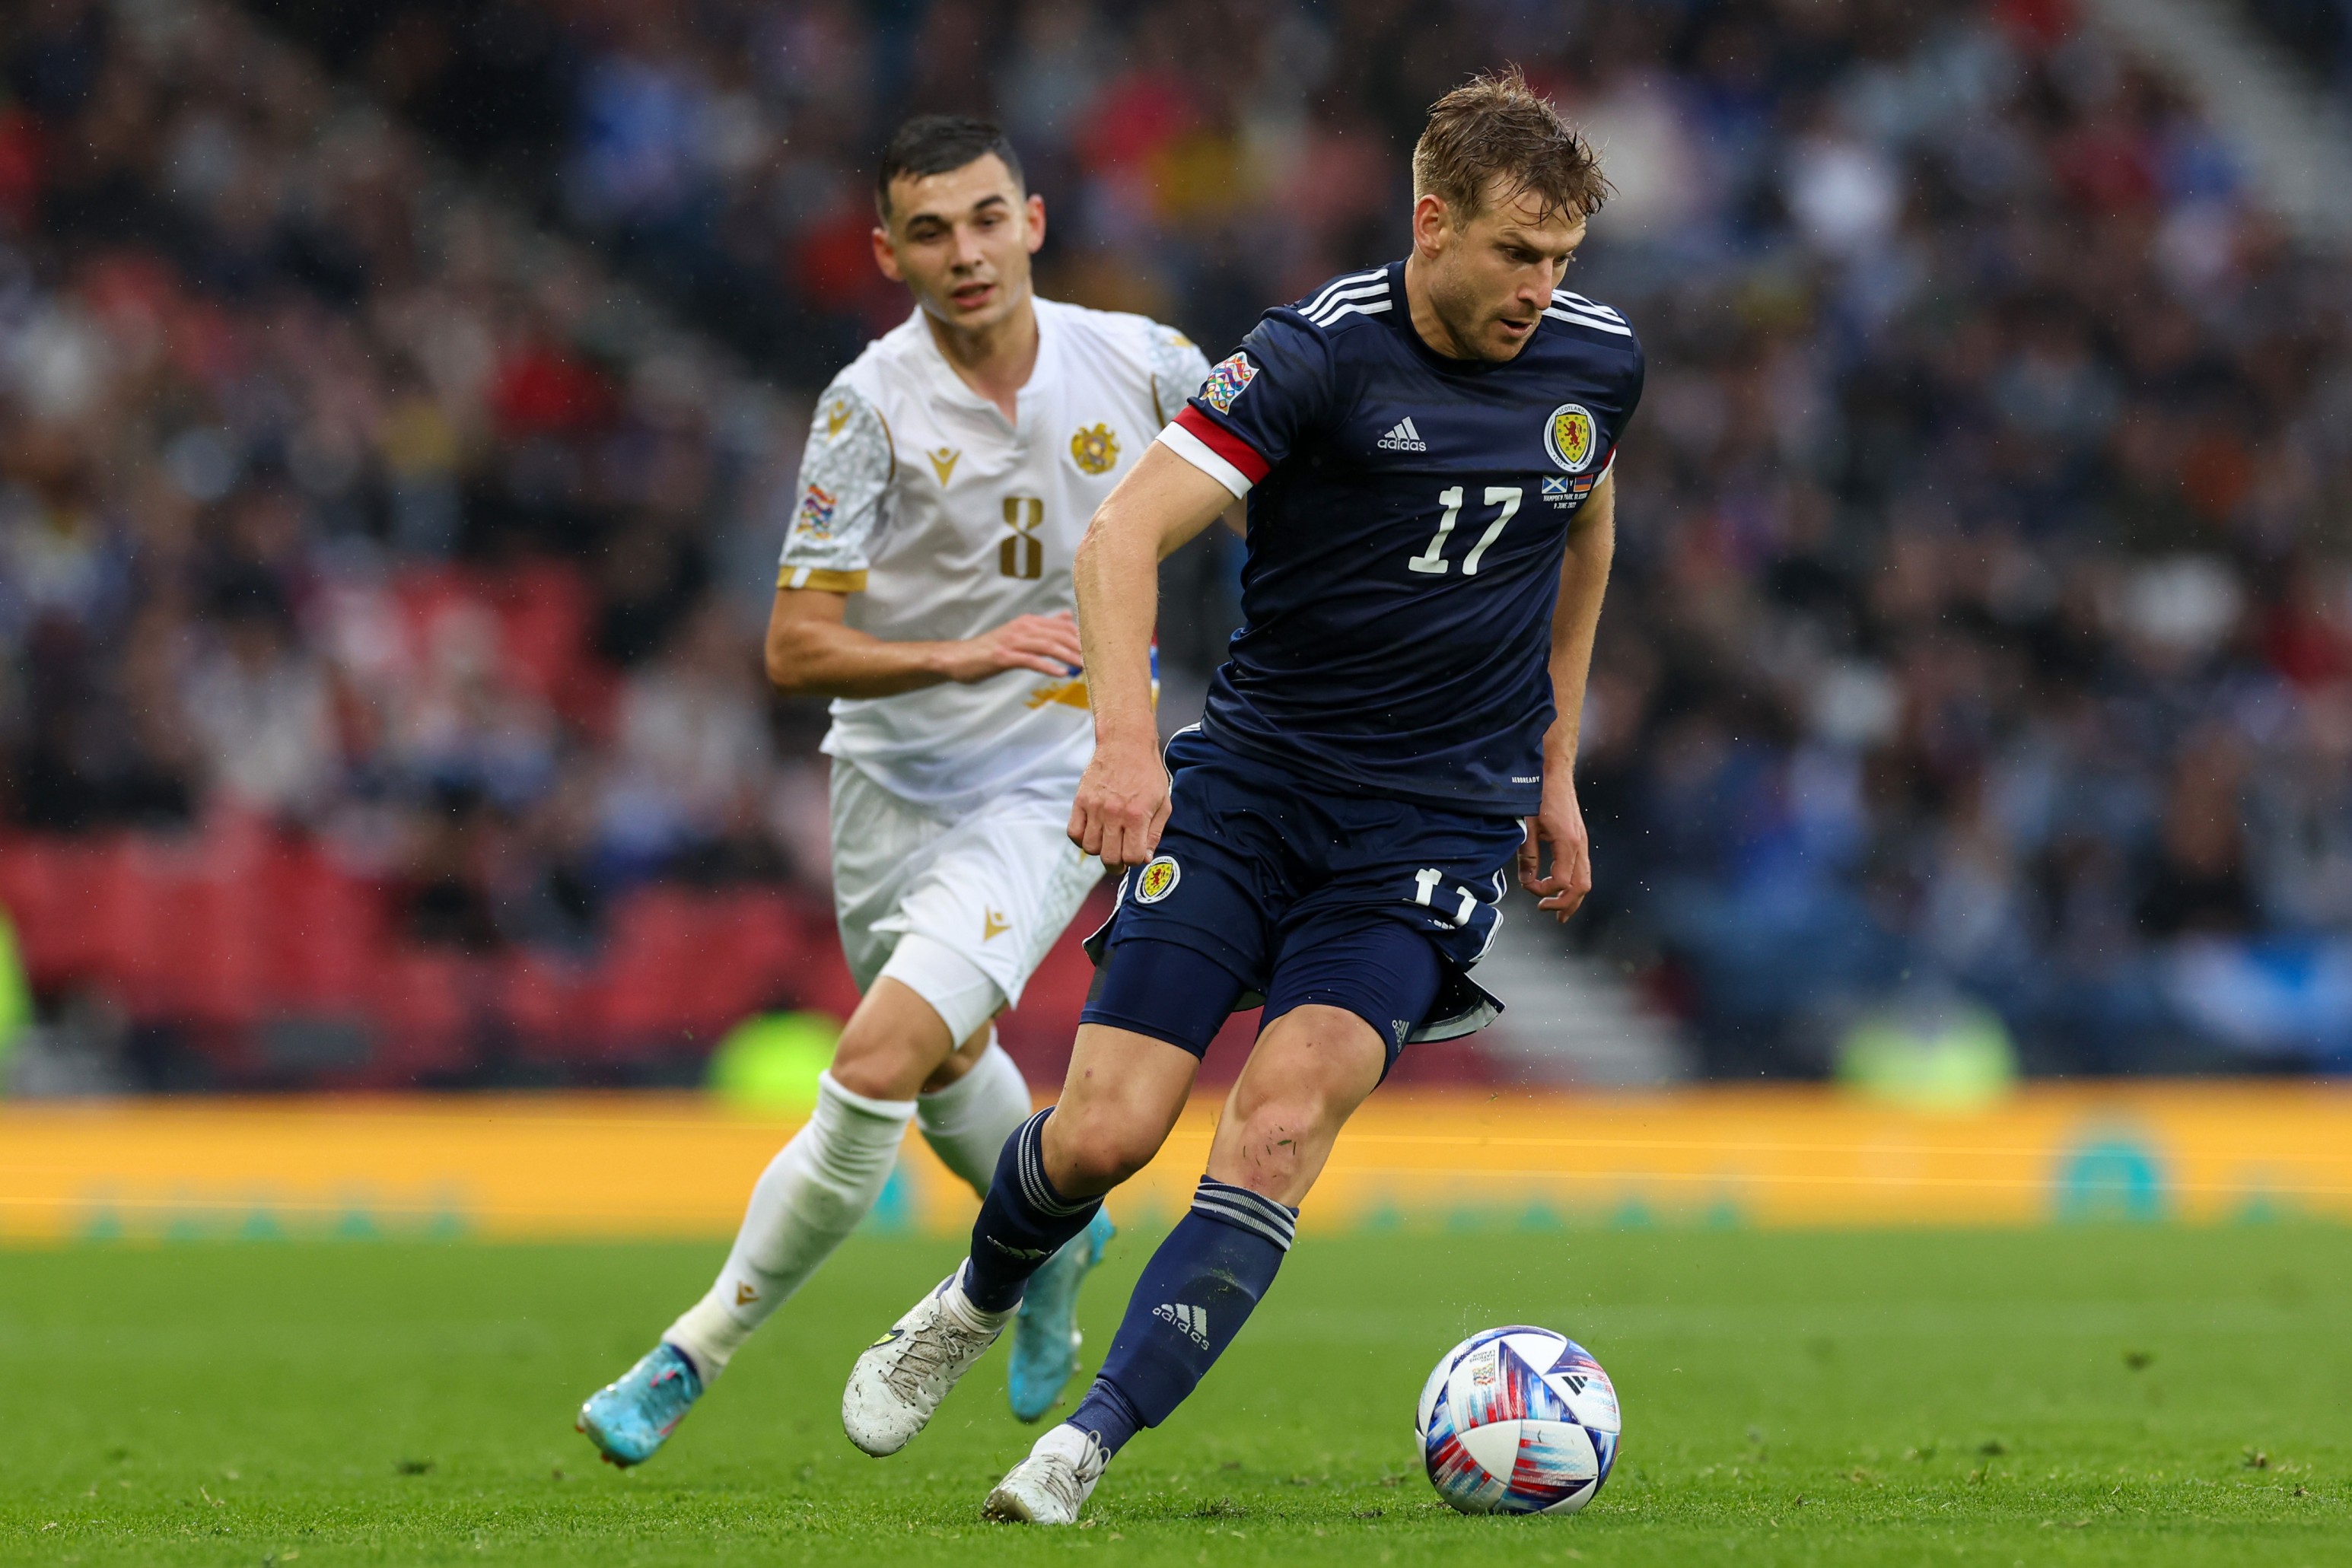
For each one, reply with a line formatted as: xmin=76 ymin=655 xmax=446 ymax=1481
xmin=1422 ymin=1326 xmax=1620 ymax=1516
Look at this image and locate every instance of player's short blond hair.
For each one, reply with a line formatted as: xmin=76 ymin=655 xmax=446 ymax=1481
xmin=1412 ymin=68 xmax=1609 ymax=227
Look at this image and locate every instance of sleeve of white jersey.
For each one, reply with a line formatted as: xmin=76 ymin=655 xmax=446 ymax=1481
xmin=1144 ymin=323 xmax=1213 ymax=428
xmin=776 ymin=377 xmax=893 ymax=593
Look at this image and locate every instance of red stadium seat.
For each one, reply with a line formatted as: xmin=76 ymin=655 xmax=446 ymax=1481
xmin=1 ymin=835 xmax=124 ymax=988
xmin=498 ymin=950 xmax=595 ymax=1070
xmin=371 ymin=947 xmax=487 ymax=1083
xmin=260 ymin=845 xmax=387 ymax=1017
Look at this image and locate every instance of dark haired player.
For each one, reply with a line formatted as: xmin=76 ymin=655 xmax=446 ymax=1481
xmin=577 ymin=116 xmax=1214 ymax=1464
xmin=841 ymin=72 xmax=1644 ymax=1523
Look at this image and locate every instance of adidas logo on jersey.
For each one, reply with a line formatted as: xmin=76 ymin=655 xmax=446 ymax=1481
xmin=1153 ymin=1302 xmax=1211 ymax=1348
xmin=1376 ymin=416 xmax=1427 ymax=453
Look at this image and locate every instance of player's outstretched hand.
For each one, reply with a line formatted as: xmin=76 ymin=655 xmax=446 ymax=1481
xmin=942 ymin=612 xmax=1085 ymax=683
xmin=1520 ymin=776 xmax=1593 ymax=924
xmin=1068 ymin=737 xmax=1170 ymax=870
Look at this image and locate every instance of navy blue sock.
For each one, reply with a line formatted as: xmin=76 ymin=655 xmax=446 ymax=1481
xmin=1063 ymin=1176 xmax=1296 ymax=1457
xmin=962 ymin=1108 xmax=1103 ymax=1313
xmin=1065 ymin=1377 xmax=1147 ymax=1454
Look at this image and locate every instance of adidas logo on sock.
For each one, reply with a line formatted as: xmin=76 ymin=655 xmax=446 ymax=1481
xmin=1376 ymin=416 xmax=1427 ymax=453
xmin=1152 ymin=1302 xmax=1211 ymax=1349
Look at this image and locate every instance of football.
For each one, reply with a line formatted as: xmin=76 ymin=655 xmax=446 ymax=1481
xmin=1418 ymin=1326 xmax=1622 ymax=1515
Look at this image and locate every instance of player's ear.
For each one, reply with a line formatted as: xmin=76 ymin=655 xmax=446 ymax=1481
xmin=1023 ymin=192 xmax=1046 ymax=254
xmin=1411 ymin=192 xmax=1451 ymax=259
xmin=870 ymin=224 xmax=904 ymax=284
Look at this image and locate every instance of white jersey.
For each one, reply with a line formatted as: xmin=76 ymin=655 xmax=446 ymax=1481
xmin=779 ymin=297 xmax=1208 ymax=813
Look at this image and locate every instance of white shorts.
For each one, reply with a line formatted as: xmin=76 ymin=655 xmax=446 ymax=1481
xmin=828 ymin=758 xmax=1103 ymax=1042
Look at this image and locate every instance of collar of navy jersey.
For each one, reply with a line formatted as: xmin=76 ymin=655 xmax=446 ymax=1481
xmin=1298 ymin=263 xmax=1393 ymax=329
xmin=1544 ymin=289 xmax=1631 ymax=336
xmin=1292 ymin=262 xmax=1631 ymax=360
xmin=1300 ymin=261 xmax=1555 ymax=377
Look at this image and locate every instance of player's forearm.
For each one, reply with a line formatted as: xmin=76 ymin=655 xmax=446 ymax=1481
xmin=1071 ymin=504 xmax=1163 ymax=752
xmin=765 ymin=618 xmax=961 ymax=699
xmin=1543 ymin=502 xmax=1616 ymax=770
xmin=1073 ymin=443 xmax=1241 ymax=749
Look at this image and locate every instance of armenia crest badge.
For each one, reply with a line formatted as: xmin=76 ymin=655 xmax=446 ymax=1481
xmin=1070 ymin=423 xmax=1120 ymax=475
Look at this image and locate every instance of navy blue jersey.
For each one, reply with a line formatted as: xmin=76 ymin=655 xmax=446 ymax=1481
xmin=1157 ymin=259 xmax=1644 ymax=816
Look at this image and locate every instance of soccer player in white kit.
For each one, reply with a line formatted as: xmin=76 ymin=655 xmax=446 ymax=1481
xmin=577 ymin=116 xmax=1212 ymax=1465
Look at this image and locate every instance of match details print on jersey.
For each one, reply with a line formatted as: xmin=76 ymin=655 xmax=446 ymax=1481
xmin=778 ymin=300 xmax=1211 ymax=812
xmin=1155 ymin=259 xmax=1646 ymax=815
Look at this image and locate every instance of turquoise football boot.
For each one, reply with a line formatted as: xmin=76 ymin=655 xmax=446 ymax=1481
xmin=1007 ymin=1209 xmax=1117 ymax=1423
xmin=578 ymin=1342 xmax=704 ymax=1466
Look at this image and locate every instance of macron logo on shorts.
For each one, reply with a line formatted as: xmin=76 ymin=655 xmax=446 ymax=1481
xmin=982 ymin=908 xmax=1011 ymax=940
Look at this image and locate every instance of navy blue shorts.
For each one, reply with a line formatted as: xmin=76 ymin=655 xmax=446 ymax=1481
xmin=1080 ymin=728 xmax=1522 ymax=1067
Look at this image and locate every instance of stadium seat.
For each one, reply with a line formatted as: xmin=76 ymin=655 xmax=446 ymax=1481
xmin=371 ymin=948 xmax=488 ymax=1083
xmin=497 ymin=950 xmax=596 ymax=1071
xmin=260 ymin=846 xmax=387 ymax=1018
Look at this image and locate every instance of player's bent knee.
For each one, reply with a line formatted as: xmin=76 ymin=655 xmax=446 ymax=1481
xmin=826 ymin=1042 xmax=926 ymax=1102
xmin=1225 ymin=1096 xmax=1342 ymax=1178
xmin=1042 ymin=1108 xmax=1164 ymax=1196
xmin=827 ymin=982 xmax=959 ymax=1101
xmin=1252 ymin=1005 xmax=1389 ymax=1095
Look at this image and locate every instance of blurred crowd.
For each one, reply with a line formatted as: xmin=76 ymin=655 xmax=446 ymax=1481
xmin=0 ymin=0 xmax=826 ymax=978
xmin=2239 ymin=0 xmax=2352 ymax=94
xmin=5 ymin=0 xmax=2352 ymax=1080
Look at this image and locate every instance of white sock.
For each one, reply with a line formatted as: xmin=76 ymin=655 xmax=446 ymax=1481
xmin=915 ymin=1037 xmax=1032 ymax=1197
xmin=666 ymin=1071 xmax=915 ymax=1377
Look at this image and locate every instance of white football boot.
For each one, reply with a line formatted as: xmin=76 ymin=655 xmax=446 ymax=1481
xmin=842 ymin=1268 xmax=1014 ymax=1457
xmin=983 ymin=1423 xmax=1109 ymax=1525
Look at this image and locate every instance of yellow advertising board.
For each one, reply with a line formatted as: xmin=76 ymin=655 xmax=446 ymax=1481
xmin=4 ymin=1083 xmax=2349 ymax=1243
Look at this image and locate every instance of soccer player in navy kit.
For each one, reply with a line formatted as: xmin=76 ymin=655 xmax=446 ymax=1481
xmin=842 ymin=71 xmax=1643 ymax=1522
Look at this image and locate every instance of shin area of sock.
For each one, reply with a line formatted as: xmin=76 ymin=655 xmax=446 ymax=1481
xmin=1088 ymin=1178 xmax=1295 ymax=1429
xmin=664 ymin=1073 xmax=915 ymax=1372
xmin=962 ymin=1108 xmax=1103 ymax=1313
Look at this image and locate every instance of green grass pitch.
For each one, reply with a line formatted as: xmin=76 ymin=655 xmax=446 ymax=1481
xmin=3 ymin=1225 xmax=2347 ymax=1566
